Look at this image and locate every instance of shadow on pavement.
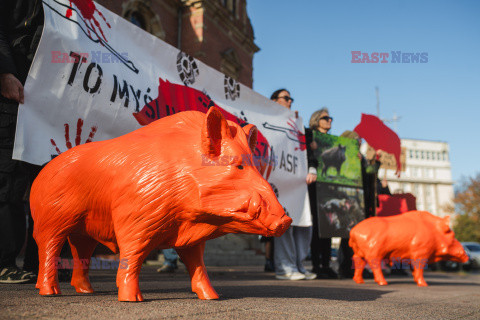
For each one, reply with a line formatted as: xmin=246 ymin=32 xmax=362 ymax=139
xmin=383 ymin=280 xmax=480 ymax=286
xmin=206 ymin=285 xmax=391 ymax=302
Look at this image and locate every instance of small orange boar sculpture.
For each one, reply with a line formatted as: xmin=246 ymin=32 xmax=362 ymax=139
xmin=31 ymin=107 xmax=292 ymax=301
xmin=349 ymin=211 xmax=468 ymax=286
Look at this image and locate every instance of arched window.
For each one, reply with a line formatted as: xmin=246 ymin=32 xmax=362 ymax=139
xmin=221 ymin=48 xmax=241 ymax=80
xmin=222 ymin=0 xmax=238 ymax=17
xmin=123 ymin=0 xmax=166 ymax=40
xmin=130 ymin=12 xmax=146 ymax=30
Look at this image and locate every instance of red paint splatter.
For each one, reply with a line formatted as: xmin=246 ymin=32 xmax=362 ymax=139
xmin=51 ymin=118 xmax=98 ymax=155
xmin=75 ymin=118 xmax=84 ymax=146
xmin=50 ymin=139 xmax=62 ymax=155
xmin=133 ymin=78 xmax=274 ymax=179
xmin=66 ymin=0 xmax=111 ymax=42
xmin=287 ymin=119 xmax=306 ymax=151
xmin=85 ymin=126 xmax=98 ymax=143
xmin=64 ymin=123 xmax=72 ymax=149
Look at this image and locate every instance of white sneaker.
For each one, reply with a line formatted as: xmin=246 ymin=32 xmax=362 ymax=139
xmin=275 ymin=271 xmax=306 ymax=280
xmin=303 ymin=271 xmax=317 ymax=280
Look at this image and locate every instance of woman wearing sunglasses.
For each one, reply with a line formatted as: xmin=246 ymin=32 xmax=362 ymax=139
xmin=267 ymin=88 xmax=317 ymax=280
xmin=307 ymin=108 xmax=338 ymax=279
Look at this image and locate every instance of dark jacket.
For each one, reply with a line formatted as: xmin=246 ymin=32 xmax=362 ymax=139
xmin=0 ymin=0 xmax=44 ymax=112
xmin=361 ymin=156 xmax=381 ymax=218
xmin=305 ymin=128 xmax=318 ymax=170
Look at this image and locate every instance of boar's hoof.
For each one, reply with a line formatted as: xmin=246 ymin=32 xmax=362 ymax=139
xmin=353 ymin=277 xmax=364 ymax=284
xmin=39 ymin=284 xmax=61 ymax=295
xmin=193 ymin=283 xmax=219 ymax=300
xmin=376 ymin=280 xmax=388 ymax=286
xmin=118 ymin=287 xmax=144 ymax=302
xmin=71 ymin=279 xmax=94 ymax=294
xmin=416 ymin=281 xmax=428 ymax=287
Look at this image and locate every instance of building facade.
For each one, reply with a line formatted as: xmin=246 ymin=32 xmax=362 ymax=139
xmin=96 ymin=0 xmax=259 ymax=87
xmin=378 ymin=139 xmax=454 ymax=218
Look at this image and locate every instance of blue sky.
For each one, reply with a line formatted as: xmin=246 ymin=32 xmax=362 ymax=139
xmin=246 ymin=0 xmax=480 ymax=185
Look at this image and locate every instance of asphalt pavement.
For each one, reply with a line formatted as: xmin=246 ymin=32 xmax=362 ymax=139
xmin=1 ymin=265 xmax=479 ymax=319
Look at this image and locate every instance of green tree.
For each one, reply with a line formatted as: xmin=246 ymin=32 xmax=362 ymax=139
xmin=452 ymin=173 xmax=480 ymax=242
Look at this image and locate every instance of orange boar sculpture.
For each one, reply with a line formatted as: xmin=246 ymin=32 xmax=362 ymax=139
xmin=31 ymin=107 xmax=292 ymax=301
xmin=349 ymin=211 xmax=468 ymax=286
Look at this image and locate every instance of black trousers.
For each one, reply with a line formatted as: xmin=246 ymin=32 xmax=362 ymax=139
xmin=338 ymin=238 xmax=354 ymax=276
xmin=0 ymin=111 xmax=40 ymax=269
xmin=309 ymin=182 xmax=332 ymax=270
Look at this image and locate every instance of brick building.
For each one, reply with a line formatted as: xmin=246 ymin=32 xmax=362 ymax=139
xmin=96 ymin=0 xmax=259 ymax=87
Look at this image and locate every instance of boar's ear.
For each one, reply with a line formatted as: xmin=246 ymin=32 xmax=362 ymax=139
xmin=202 ymin=107 xmax=232 ymax=158
xmin=242 ymin=124 xmax=258 ymax=153
xmin=442 ymin=215 xmax=451 ymax=232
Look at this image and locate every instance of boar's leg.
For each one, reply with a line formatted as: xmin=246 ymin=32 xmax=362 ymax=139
xmin=68 ymin=234 xmax=98 ymax=293
xmin=411 ymin=260 xmax=428 ymax=287
xmin=352 ymin=255 xmax=366 ymax=284
xmin=36 ymin=236 xmax=66 ymax=295
xmin=115 ymin=244 xmax=152 ymax=302
xmin=366 ymin=258 xmax=388 ymax=286
xmin=176 ymin=241 xmax=219 ymax=300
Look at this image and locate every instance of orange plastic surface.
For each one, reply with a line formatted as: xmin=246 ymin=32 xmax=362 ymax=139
xmin=349 ymin=211 xmax=468 ymax=286
xmin=31 ymin=107 xmax=292 ymax=301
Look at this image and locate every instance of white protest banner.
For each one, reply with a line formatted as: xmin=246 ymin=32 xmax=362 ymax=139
xmin=14 ymin=0 xmax=311 ymax=226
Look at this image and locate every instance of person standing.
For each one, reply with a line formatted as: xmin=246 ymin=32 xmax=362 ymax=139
xmin=157 ymin=249 xmax=179 ymax=273
xmin=307 ymin=108 xmax=338 ymax=279
xmin=270 ymin=88 xmax=316 ymax=280
xmin=0 ymin=0 xmax=44 ymax=283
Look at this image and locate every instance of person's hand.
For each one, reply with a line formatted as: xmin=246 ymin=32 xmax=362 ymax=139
xmin=306 ymin=173 xmax=317 ymax=185
xmin=381 ymin=176 xmax=388 ymax=188
xmin=0 ymin=73 xmax=24 ymax=104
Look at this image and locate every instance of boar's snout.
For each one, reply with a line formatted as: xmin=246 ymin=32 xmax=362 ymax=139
xmin=268 ymin=214 xmax=292 ymax=237
xmin=446 ymin=241 xmax=469 ymax=263
xmin=458 ymin=250 xmax=469 ymax=263
xmin=246 ymin=190 xmax=292 ymax=237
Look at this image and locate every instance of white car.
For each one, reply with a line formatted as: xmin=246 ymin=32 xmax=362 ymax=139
xmin=462 ymin=242 xmax=480 ymax=270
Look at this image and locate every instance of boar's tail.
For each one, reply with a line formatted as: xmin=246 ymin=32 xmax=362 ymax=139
xmin=348 ymin=231 xmax=360 ymax=254
xmin=348 ymin=237 xmax=356 ymax=251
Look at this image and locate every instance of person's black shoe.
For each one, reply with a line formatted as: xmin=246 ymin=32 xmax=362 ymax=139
xmin=316 ymin=267 xmax=338 ymax=279
xmin=57 ymin=269 xmax=72 ymax=282
xmin=0 ymin=267 xmax=36 ymax=284
xmin=362 ymin=269 xmax=373 ymax=279
xmin=390 ymin=268 xmax=409 ymax=276
xmin=264 ymin=259 xmax=275 ymax=272
xmin=338 ymin=270 xmax=354 ymax=279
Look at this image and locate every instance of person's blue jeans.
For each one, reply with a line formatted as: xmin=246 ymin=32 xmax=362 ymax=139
xmin=274 ymin=226 xmax=312 ymax=275
xmin=162 ymin=248 xmax=178 ymax=268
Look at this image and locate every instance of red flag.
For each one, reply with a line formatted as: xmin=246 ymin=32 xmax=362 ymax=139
xmin=354 ymin=113 xmax=401 ymax=175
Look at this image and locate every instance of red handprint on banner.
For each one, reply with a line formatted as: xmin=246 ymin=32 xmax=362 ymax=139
xmin=287 ymin=118 xmax=306 ymax=151
xmin=51 ymin=118 xmax=98 ymax=155
xmin=65 ymin=0 xmax=111 ymax=42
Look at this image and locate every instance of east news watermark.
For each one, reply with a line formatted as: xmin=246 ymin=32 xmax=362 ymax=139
xmin=352 ymin=257 xmax=429 ymax=269
xmin=55 ymin=257 xmax=128 ymax=270
xmin=351 ymin=51 xmax=428 ymax=63
xmin=51 ymin=51 xmax=129 ymax=64
xmin=201 ymin=154 xmax=278 ymax=167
